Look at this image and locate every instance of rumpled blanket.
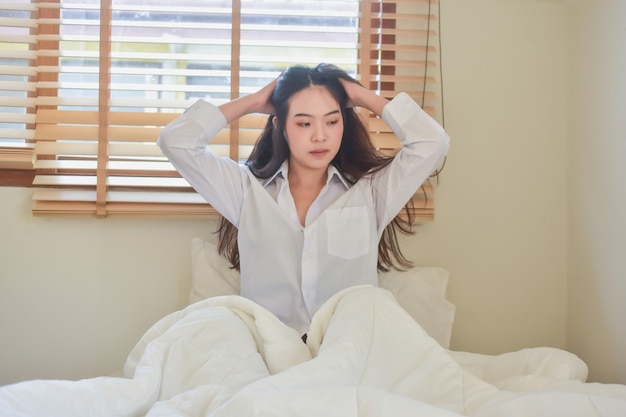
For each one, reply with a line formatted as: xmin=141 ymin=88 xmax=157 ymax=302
xmin=2 ymin=286 xmax=625 ymax=417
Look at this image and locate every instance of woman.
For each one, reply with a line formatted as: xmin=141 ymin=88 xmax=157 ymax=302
xmin=157 ymin=64 xmax=450 ymax=336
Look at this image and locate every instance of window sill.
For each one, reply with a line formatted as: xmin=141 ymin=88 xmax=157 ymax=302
xmin=0 ymin=144 xmax=35 ymax=187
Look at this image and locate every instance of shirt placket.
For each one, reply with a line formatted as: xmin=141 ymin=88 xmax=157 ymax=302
xmin=301 ymin=224 xmax=319 ymax=317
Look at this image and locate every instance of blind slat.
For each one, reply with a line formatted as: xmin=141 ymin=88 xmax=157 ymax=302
xmin=33 ymin=175 xmax=193 ymax=188
xmin=0 ymin=113 xmax=36 ymax=124
xmin=32 ymin=186 xmax=433 ymax=206
xmin=0 ymin=3 xmax=38 ymax=12
xmin=0 ymin=17 xmax=36 ymax=28
xmin=34 ymin=160 xmax=177 ymax=173
xmin=0 ymin=129 xmax=35 ymax=141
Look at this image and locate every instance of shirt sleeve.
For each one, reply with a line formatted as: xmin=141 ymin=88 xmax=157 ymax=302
xmin=371 ymin=92 xmax=450 ymax=234
xmin=157 ymin=99 xmax=245 ymax=227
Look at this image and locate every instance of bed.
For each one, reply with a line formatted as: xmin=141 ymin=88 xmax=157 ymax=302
xmin=1 ymin=237 xmax=625 ymax=417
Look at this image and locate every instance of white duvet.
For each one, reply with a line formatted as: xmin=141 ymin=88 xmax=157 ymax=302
xmin=1 ymin=286 xmax=625 ymax=417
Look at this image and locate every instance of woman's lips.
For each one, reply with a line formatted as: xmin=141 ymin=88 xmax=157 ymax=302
xmin=310 ymin=149 xmax=329 ymax=157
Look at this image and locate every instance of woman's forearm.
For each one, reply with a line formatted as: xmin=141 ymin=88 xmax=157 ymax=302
xmin=218 ymin=94 xmax=263 ymax=124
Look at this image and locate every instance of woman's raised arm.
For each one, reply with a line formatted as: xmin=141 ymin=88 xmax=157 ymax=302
xmin=218 ymin=78 xmax=278 ymax=123
xmin=338 ymin=78 xmax=388 ymax=117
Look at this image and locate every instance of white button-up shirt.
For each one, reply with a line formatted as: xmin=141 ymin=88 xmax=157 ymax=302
xmin=158 ymin=92 xmax=449 ymax=334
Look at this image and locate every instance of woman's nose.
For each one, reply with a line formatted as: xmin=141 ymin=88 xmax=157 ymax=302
xmin=312 ymin=124 xmax=326 ymax=142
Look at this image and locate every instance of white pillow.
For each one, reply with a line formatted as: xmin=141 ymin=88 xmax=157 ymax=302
xmin=378 ymin=267 xmax=456 ymax=348
xmin=190 ymin=237 xmax=455 ymax=348
xmin=190 ymin=237 xmax=240 ymax=303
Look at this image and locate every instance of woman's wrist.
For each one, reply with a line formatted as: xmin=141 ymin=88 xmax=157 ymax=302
xmin=218 ymin=94 xmax=259 ymax=124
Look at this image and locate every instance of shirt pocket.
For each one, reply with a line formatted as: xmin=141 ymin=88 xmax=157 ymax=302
xmin=325 ymin=206 xmax=370 ymax=259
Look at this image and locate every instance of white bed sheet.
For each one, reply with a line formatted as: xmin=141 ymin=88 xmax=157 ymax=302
xmin=1 ymin=286 xmax=625 ymax=417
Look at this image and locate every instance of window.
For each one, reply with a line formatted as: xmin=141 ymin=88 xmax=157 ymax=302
xmin=0 ymin=0 xmax=443 ymax=219
xmin=0 ymin=0 xmax=37 ymax=185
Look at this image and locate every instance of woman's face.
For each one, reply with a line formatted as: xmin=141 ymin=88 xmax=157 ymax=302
xmin=283 ymin=85 xmax=343 ymax=176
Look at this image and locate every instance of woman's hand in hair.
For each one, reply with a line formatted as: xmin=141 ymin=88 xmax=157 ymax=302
xmin=218 ymin=77 xmax=277 ymax=123
xmin=339 ymin=78 xmax=388 ymax=117
xmin=252 ymin=77 xmax=279 ymax=115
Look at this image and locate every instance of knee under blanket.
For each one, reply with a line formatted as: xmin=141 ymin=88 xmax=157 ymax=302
xmin=1 ymin=286 xmax=625 ymax=417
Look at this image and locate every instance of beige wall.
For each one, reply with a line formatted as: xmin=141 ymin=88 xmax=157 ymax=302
xmin=434 ymin=0 xmax=569 ymax=354
xmin=567 ymin=0 xmax=626 ymax=384
xmin=0 ymin=187 xmax=209 ymax=383
xmin=0 ymin=0 xmax=620 ymax=386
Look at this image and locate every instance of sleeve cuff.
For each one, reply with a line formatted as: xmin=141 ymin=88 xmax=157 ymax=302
xmin=381 ymin=92 xmax=425 ymax=141
xmin=184 ymin=99 xmax=228 ymax=139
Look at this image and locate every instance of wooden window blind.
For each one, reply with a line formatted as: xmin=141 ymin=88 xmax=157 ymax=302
xmin=359 ymin=0 xmax=443 ymax=220
xmin=0 ymin=0 xmax=37 ymax=182
xmin=11 ymin=0 xmax=442 ymax=219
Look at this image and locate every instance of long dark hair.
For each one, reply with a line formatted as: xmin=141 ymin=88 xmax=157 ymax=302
xmin=217 ymin=63 xmax=416 ymax=272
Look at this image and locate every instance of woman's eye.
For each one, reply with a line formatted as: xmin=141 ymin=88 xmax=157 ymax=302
xmin=297 ymin=122 xmax=310 ymax=127
xmin=328 ymin=119 xmax=339 ymax=125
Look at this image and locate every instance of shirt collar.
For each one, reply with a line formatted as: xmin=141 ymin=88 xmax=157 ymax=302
xmin=263 ymin=161 xmax=350 ymax=189
xmin=327 ymin=164 xmax=351 ymax=189
xmin=262 ymin=161 xmax=288 ymax=186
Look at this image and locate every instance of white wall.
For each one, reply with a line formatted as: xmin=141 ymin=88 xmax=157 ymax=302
xmin=0 ymin=187 xmax=212 ymax=383
xmin=567 ymin=0 xmax=626 ymax=384
xmin=0 ymin=0 xmax=583 ymax=386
